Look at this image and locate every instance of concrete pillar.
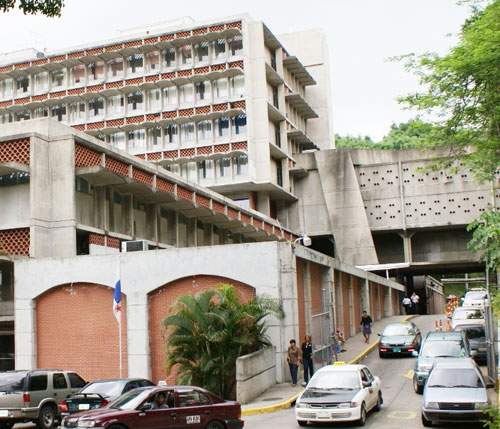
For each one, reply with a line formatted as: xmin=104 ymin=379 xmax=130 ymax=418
xmin=203 ymin=224 xmax=212 ymax=246
xmin=257 ymin=192 xmax=270 ymax=217
xmin=14 ymin=297 xmax=36 ymax=369
xmin=109 ymin=190 xmax=116 ymax=232
xmin=93 ymin=186 xmax=107 ymax=231
xmin=145 ymin=204 xmax=158 ymax=243
xmin=398 ymin=231 xmax=415 ymax=263
xmin=166 ymin=211 xmax=177 ymax=246
xmin=348 ymin=275 xmax=355 ymax=337
xmin=360 ymin=278 xmax=370 ymax=315
xmin=385 ymin=287 xmax=393 ymax=316
xmin=186 ymin=218 xmax=196 ymax=247
xmin=121 ymin=195 xmax=133 ymax=237
xmin=303 ymin=261 xmax=312 ymax=336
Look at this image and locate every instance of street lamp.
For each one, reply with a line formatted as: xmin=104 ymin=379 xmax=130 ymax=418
xmin=293 ymin=235 xmax=312 ymax=247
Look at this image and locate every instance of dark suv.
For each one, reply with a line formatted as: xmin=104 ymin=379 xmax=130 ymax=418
xmin=0 ymin=369 xmax=86 ymax=429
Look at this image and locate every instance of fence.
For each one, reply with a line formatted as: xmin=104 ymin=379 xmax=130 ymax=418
xmin=311 ymin=311 xmax=333 ymax=368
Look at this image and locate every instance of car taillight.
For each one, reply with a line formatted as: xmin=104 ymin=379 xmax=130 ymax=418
xmin=237 ymin=409 xmax=241 ymax=419
xmin=380 ymin=348 xmax=387 ymax=352
xmin=23 ymin=393 xmax=30 ymax=404
xmin=60 ymin=400 xmax=68 ymax=412
xmin=100 ymin=399 xmax=109 ymax=407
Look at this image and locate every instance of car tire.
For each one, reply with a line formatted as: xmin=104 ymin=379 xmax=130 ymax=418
xmin=204 ymin=421 xmax=225 ymax=429
xmin=413 ymin=377 xmax=423 ymax=394
xmin=421 ymin=413 xmax=432 ymax=427
xmin=0 ymin=422 xmax=14 ymax=429
xmin=36 ymin=405 xmax=56 ymax=429
xmin=108 ymin=425 xmax=126 ymax=429
xmin=357 ymin=403 xmax=366 ymax=426
xmin=297 ymin=420 xmax=308 ymax=426
xmin=374 ymin=392 xmax=382 ymax=411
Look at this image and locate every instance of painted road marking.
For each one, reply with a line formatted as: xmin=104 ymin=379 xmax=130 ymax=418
xmin=404 ymin=369 xmax=414 ymax=379
xmin=387 ymin=411 xmax=416 ymax=419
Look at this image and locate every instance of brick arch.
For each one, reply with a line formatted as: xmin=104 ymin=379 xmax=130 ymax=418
xmin=36 ymin=283 xmax=127 ymax=382
xmin=148 ymin=275 xmax=255 ymax=384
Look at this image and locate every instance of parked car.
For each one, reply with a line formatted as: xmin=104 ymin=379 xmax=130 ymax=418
xmin=295 ymin=363 xmax=382 ymax=426
xmin=462 ymin=288 xmax=489 ymax=308
xmin=60 ymin=385 xmax=243 ymax=429
xmin=413 ymin=331 xmax=473 ymax=394
xmin=421 ymin=358 xmax=489 ymax=427
xmin=378 ymin=321 xmax=422 ymax=357
xmin=450 ymin=306 xmax=485 ymax=329
xmin=0 ymin=369 xmax=86 ymax=429
xmin=60 ymin=378 xmax=154 ymax=416
xmin=454 ymin=324 xmax=488 ymax=364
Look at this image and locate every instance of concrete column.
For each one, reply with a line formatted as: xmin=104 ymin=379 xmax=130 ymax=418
xmin=121 ymin=195 xmax=133 ymax=237
xmin=14 ymin=298 xmax=36 ymax=369
xmin=203 ymin=224 xmax=212 ymax=246
xmin=385 ymin=287 xmax=393 ymax=316
xmin=398 ymin=231 xmax=415 ymax=263
xmin=186 ymin=218 xmax=196 ymax=247
xmin=257 ymin=192 xmax=271 ymax=217
xmin=303 ymin=261 xmax=312 ymax=336
xmin=166 ymin=211 xmax=177 ymax=246
xmin=109 ymin=190 xmax=116 ymax=232
xmin=348 ymin=275 xmax=355 ymax=337
xmin=360 ymin=278 xmax=370 ymax=315
xmin=145 ymin=204 xmax=158 ymax=243
xmin=93 ymin=186 xmax=107 ymax=231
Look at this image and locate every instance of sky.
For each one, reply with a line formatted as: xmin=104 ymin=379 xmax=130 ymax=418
xmin=0 ymin=0 xmax=472 ymax=141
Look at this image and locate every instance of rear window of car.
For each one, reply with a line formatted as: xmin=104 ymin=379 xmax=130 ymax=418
xmin=29 ymin=374 xmax=48 ymax=391
xmin=420 ymin=340 xmax=465 ymax=358
xmin=68 ymin=373 xmax=86 ymax=388
xmin=0 ymin=372 xmax=26 ymax=392
xmin=458 ymin=326 xmax=485 ymax=339
xmin=383 ymin=325 xmax=411 ymax=335
xmin=453 ymin=309 xmax=483 ymax=320
xmin=428 ymin=368 xmax=483 ymax=388
xmin=82 ymin=381 xmax=125 ymax=397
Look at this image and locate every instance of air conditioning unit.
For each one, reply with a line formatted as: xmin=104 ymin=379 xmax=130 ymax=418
xmin=121 ymin=240 xmax=149 ymax=253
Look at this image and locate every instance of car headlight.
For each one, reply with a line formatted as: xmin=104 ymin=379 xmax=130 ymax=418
xmin=417 ymin=363 xmax=432 ymax=372
xmin=475 ymin=402 xmax=488 ymax=410
xmin=337 ymin=402 xmax=358 ymax=409
xmin=77 ymin=421 xmax=96 ymax=428
xmin=424 ymin=402 xmax=439 ymax=409
xmin=295 ymin=402 xmax=310 ymax=409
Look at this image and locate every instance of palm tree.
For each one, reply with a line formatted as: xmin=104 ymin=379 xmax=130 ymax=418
xmin=162 ymin=283 xmax=283 ymax=399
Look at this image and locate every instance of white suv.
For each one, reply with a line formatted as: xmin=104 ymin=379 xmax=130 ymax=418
xmin=462 ymin=288 xmax=489 ymax=308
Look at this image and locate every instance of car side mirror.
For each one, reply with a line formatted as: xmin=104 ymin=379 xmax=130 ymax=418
xmin=362 ymin=381 xmax=372 ymax=388
xmin=470 ymin=350 xmax=478 ymax=357
xmin=377 ymin=333 xmax=381 ymax=336
xmin=140 ymin=402 xmax=153 ymax=411
xmin=411 ymin=351 xmax=418 ymax=357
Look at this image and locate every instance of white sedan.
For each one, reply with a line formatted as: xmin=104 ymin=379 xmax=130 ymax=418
xmin=295 ymin=363 xmax=382 ymax=426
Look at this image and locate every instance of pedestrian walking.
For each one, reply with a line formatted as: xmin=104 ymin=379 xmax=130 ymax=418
xmin=402 ymin=296 xmax=412 ymax=315
xmin=301 ymin=334 xmax=314 ymax=385
xmin=360 ymin=310 xmax=373 ymax=343
xmin=411 ymin=292 xmax=420 ymax=314
xmin=286 ymin=339 xmax=300 ymax=386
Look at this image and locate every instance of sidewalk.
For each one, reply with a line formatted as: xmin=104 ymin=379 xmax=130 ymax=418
xmin=241 ymin=314 xmax=415 ymax=416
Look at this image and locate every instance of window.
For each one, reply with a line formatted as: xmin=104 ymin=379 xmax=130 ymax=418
xmin=33 ymin=72 xmax=48 ymax=93
xmin=88 ymin=61 xmax=104 ymax=82
xmin=180 ymin=122 xmax=195 ymax=144
xmin=277 ymin=160 xmax=283 ymax=186
xmin=109 ymin=132 xmax=125 ymax=150
xmin=195 ymin=82 xmax=208 ymax=103
xmin=181 ymin=162 xmax=197 ymax=182
xmin=107 ymin=95 xmax=124 ymax=115
xmin=231 ymin=115 xmax=246 ymax=136
xmin=235 ymin=198 xmax=250 ymax=208
xmin=163 ymin=86 xmax=177 ymax=106
xmin=0 ymin=112 xmax=13 ymax=124
xmin=88 ymin=98 xmax=104 ymax=118
xmin=197 ymin=160 xmax=213 ymax=180
xmin=216 ymin=157 xmax=231 ymax=178
xmin=15 ymin=110 xmax=30 ymax=121
xmin=197 ymin=120 xmax=212 ymax=142
xmin=214 ymin=117 xmax=229 ymax=139
xmin=212 ymin=39 xmax=226 ymax=60
xmin=108 ymin=58 xmax=124 ymax=78
xmin=179 ymin=44 xmax=192 ymax=66
xmin=52 ymin=104 xmax=66 ymax=122
xmin=194 ymin=42 xmax=208 ymax=63
xmin=179 ymin=84 xmax=193 ymax=104
xmin=127 ymin=91 xmax=144 ymax=111
xmin=164 ymin=163 xmax=179 ymax=175
xmin=213 ymin=78 xmax=227 ymax=99
xmin=70 ymin=64 xmax=85 ymax=85
xmin=53 ymin=373 xmax=68 ymax=389
xmin=230 ymin=75 xmax=244 ymax=98
xmin=51 ymin=69 xmax=65 ymax=88
xmin=163 ymin=125 xmax=178 ymax=144
xmin=127 ymin=54 xmax=144 ymax=75
xmin=233 ymin=155 xmax=248 ymax=176
xmin=275 ymin=125 xmax=281 ymax=147
xmin=128 ymin=129 xmax=145 ymax=148
xmin=0 ymin=172 xmax=29 ymax=187
xmin=28 ymin=374 xmax=47 ymax=391
xmin=16 ymin=76 xmax=29 ymax=94
xmin=147 ymin=127 xmax=161 ymax=146
xmin=178 ymin=212 xmax=187 ymax=247
xmin=163 ymin=48 xmax=176 ymax=68
xmin=33 ymin=107 xmax=48 ymax=118
xmin=147 ymin=50 xmax=160 ymax=72
xmin=148 ymin=89 xmax=161 ymax=111
xmin=0 ymin=78 xmax=13 ymax=99
xmin=228 ymin=36 xmax=243 ymax=56
xmin=68 ymin=373 xmax=86 ymax=388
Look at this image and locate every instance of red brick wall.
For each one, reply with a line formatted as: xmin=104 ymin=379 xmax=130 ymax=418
xmin=341 ymin=273 xmax=350 ymax=336
xmin=370 ymin=282 xmax=377 ymax=321
xmin=36 ymin=283 xmax=127 ymax=382
xmin=379 ymin=285 xmax=385 ymax=318
xmin=296 ymin=259 xmax=305 ymax=343
xmin=148 ymin=275 xmax=255 ymax=384
xmin=309 ymin=262 xmax=323 ymax=315
xmin=352 ymin=277 xmax=361 ymax=336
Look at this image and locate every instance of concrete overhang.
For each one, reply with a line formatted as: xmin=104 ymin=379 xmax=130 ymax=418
xmin=0 ymin=162 xmax=29 ymax=175
xmin=267 ymin=103 xmax=286 ymax=123
xmin=285 ymin=93 xmax=318 ymax=119
xmin=265 ymin=63 xmax=284 ymax=86
xmin=269 ymin=142 xmax=288 ymax=160
xmin=75 ymin=165 xmax=127 ymax=186
xmin=282 ymin=56 xmax=316 ymax=86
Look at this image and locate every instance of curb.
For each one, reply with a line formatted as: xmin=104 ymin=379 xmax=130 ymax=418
xmin=242 ymin=315 xmax=420 ymax=416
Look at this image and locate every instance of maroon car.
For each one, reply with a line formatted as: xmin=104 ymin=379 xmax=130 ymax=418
xmin=60 ymin=385 xmax=243 ymax=429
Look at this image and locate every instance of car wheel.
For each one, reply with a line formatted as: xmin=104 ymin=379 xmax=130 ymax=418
xmin=413 ymin=377 xmax=423 ymax=394
xmin=357 ymin=403 xmax=367 ymax=426
xmin=374 ymin=392 xmax=382 ymax=411
xmin=421 ymin=413 xmax=432 ymax=427
xmin=36 ymin=405 xmax=56 ymax=429
xmin=297 ymin=420 xmax=308 ymax=426
xmin=204 ymin=420 xmax=225 ymax=429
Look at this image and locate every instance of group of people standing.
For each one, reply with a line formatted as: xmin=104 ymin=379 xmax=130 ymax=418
xmin=402 ymin=292 xmax=420 ymax=315
xmin=286 ymin=310 xmax=374 ymax=386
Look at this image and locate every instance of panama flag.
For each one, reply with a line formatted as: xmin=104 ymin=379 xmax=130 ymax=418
xmin=113 ymin=264 xmax=121 ymax=324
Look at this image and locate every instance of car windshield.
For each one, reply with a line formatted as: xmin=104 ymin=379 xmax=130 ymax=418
xmin=427 ymin=369 xmax=483 ymax=388
xmin=383 ymin=325 xmax=411 ymax=335
xmin=308 ymin=371 xmax=360 ymax=390
xmin=81 ymin=381 xmax=124 ymax=397
xmin=107 ymin=389 xmax=151 ymax=410
xmin=420 ymin=341 xmax=464 ymax=357
xmin=456 ymin=326 xmax=485 ymax=339
xmin=453 ymin=309 xmax=484 ymax=320
xmin=0 ymin=372 xmax=26 ymax=391
xmin=465 ymin=292 xmax=487 ymax=300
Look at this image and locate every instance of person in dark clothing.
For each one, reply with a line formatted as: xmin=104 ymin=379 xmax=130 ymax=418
xmin=301 ymin=334 xmax=314 ymax=385
xmin=286 ymin=339 xmax=300 ymax=386
xmin=360 ymin=311 xmax=373 ymax=343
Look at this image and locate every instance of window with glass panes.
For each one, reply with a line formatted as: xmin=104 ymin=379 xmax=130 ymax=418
xmin=163 ymin=48 xmax=176 ymax=68
xmin=212 ymin=39 xmax=226 ymax=60
xmin=148 ymin=89 xmax=161 ymax=111
xmin=0 ymin=112 xmax=12 ymax=124
xmin=70 ymin=64 xmax=85 ymax=85
xmin=88 ymin=98 xmax=104 ymax=118
xmin=180 ymin=122 xmax=195 ymax=144
xmin=216 ymin=157 xmax=231 ymax=178
xmin=128 ymin=129 xmax=145 ymax=148
xmin=195 ymin=42 xmax=209 ymax=62
xmin=163 ymin=124 xmax=178 ymax=144
xmin=163 ymin=86 xmax=177 ymax=106
xmin=88 ymin=61 xmax=104 ymax=82
xmin=107 ymin=95 xmax=124 ymax=115
xmin=127 ymin=54 xmax=144 ymax=74
xmin=51 ymin=69 xmax=65 ymax=87
xmin=179 ymin=84 xmax=193 ymax=104
xmin=195 ymin=82 xmax=208 ymax=102
xmin=197 ymin=160 xmax=213 ymax=179
xmin=0 ymin=78 xmax=13 ymax=99
xmin=197 ymin=120 xmax=211 ymax=141
xmin=147 ymin=51 xmax=160 ymax=72
xmin=16 ymin=76 xmax=29 ymax=94
xmin=148 ymin=127 xmax=161 ymax=146
xmin=178 ymin=212 xmax=187 ymax=247
xmin=15 ymin=110 xmax=30 ymax=121
xmin=230 ymin=75 xmax=244 ymax=98
xmin=52 ymin=104 xmax=66 ymax=122
xmin=127 ymin=91 xmax=143 ymax=111
xmin=110 ymin=132 xmax=125 ymax=150
xmin=213 ymin=78 xmax=227 ymax=99
xmin=33 ymin=107 xmax=48 ymax=118
xmin=231 ymin=115 xmax=246 ymax=136
xmin=108 ymin=58 xmax=124 ymax=78
xmin=34 ymin=72 xmax=48 ymax=93
xmin=179 ymin=44 xmax=192 ymax=66
xmin=181 ymin=162 xmax=197 ymax=182
xmin=69 ymin=102 xmax=85 ymax=122
xmin=214 ymin=117 xmax=229 ymax=138
xmin=232 ymin=155 xmax=248 ymax=176
xmin=228 ymin=36 xmax=243 ymax=56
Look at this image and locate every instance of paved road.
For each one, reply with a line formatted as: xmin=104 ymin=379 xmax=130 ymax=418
xmin=243 ymin=314 xmax=477 ymax=429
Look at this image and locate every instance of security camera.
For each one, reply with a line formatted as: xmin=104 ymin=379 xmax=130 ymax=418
xmin=302 ymin=235 xmax=312 ymax=247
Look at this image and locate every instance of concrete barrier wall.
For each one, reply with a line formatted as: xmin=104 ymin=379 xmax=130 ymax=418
xmin=236 ymin=346 xmax=276 ymax=404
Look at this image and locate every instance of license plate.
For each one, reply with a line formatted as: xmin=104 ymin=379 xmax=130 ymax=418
xmin=392 ymin=348 xmax=401 ymax=352
xmin=78 ymin=404 xmax=90 ymax=410
xmin=186 ymin=415 xmax=200 ymax=424
xmin=318 ymin=411 xmax=330 ymax=419
xmin=0 ymin=410 xmax=9 ymax=417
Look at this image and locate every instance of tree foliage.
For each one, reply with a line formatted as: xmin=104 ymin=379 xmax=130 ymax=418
xmin=0 ymin=0 xmax=63 ymax=17
xmin=162 ymin=284 xmax=283 ymax=399
xmin=467 ymin=206 xmax=500 ymax=272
